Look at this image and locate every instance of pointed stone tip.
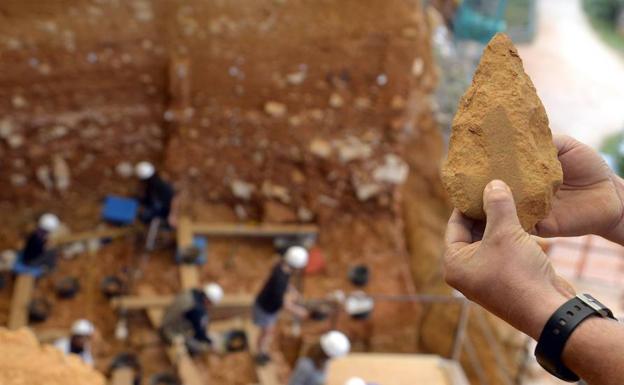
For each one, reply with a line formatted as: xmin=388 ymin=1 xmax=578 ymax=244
xmin=489 ymin=32 xmax=512 ymax=45
xmin=483 ymin=32 xmax=519 ymax=60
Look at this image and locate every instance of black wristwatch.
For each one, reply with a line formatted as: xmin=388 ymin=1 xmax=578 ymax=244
xmin=535 ymin=293 xmax=616 ymax=382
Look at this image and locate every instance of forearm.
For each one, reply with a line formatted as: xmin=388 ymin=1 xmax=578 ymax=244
xmin=562 ymin=317 xmax=624 ymax=385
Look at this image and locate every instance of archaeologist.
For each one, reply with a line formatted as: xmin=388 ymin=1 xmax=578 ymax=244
xmin=288 ymin=330 xmax=351 ymax=385
xmin=54 ymin=319 xmax=95 ymax=366
xmin=135 ymin=161 xmax=178 ymax=228
xmin=253 ymin=246 xmax=310 ymax=364
xmin=161 ymin=283 xmax=223 ymax=354
xmin=444 ymin=135 xmax=624 ymax=384
xmin=21 ymin=213 xmax=60 ymax=271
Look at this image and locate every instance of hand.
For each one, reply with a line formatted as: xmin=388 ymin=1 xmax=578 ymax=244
xmin=536 ymin=135 xmax=624 ymax=243
xmin=445 ymin=180 xmax=576 ymax=339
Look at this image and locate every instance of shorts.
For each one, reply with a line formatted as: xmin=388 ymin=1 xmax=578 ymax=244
xmin=252 ymin=302 xmax=279 ymax=328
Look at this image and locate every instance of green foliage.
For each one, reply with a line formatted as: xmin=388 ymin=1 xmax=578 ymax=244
xmin=600 ymin=132 xmax=624 ymax=175
xmin=583 ymin=0 xmax=624 ymax=54
xmin=582 ymin=0 xmax=624 ymax=24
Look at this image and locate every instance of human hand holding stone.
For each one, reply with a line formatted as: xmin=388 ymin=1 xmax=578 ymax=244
xmin=536 ymin=135 xmax=624 ymax=244
xmin=445 ymin=180 xmax=575 ymax=339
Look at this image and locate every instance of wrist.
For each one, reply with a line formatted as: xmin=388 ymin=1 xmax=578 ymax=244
xmin=513 ymin=284 xmax=576 ymax=340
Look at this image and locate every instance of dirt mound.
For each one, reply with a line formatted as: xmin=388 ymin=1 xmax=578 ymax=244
xmin=0 ymin=328 xmax=105 ymax=385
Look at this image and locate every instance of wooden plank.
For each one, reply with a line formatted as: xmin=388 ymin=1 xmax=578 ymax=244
xmin=168 ymin=338 xmax=205 ymax=385
xmin=192 ymin=222 xmax=318 ymax=238
xmin=140 ymin=284 xmax=205 ymax=385
xmin=179 ymin=264 xmax=200 ymax=290
xmin=110 ymin=367 xmax=135 ymax=385
xmin=439 ymin=359 xmax=470 ymax=385
xmin=326 ymin=354 xmax=466 ymax=385
xmin=8 ymin=274 xmax=35 ymax=329
xmin=136 ymin=286 xmax=165 ymax=328
xmin=177 ymin=216 xmax=194 ymax=251
xmin=112 ymin=294 xmax=253 ymax=311
xmin=50 ymin=226 xmax=139 ymax=247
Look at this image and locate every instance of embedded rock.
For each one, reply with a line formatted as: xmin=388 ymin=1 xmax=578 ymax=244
xmin=441 ymin=34 xmax=562 ymax=230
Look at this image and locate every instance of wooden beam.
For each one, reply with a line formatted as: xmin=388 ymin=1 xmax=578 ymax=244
xmin=110 ymin=367 xmax=135 ymax=385
xmin=177 ymin=216 xmax=194 ymax=251
xmin=50 ymin=226 xmax=140 ymax=247
xmin=168 ymin=338 xmax=204 ymax=385
xmin=179 ymin=264 xmax=200 ymax=290
xmin=192 ymin=222 xmax=318 ymax=238
xmin=8 ymin=274 xmax=35 ymax=329
xmin=112 ymin=294 xmax=253 ymax=311
xmin=138 ymin=286 xmax=205 ymax=385
xmin=136 ymin=286 xmax=165 ymax=328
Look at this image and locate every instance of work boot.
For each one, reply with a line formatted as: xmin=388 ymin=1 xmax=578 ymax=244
xmin=255 ymin=353 xmax=271 ymax=366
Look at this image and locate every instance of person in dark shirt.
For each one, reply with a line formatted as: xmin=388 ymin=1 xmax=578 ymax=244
xmin=22 ymin=213 xmax=60 ymax=270
xmin=161 ymin=283 xmax=223 ymax=354
xmin=253 ymin=246 xmax=310 ymax=364
xmin=135 ymin=161 xmax=178 ymax=227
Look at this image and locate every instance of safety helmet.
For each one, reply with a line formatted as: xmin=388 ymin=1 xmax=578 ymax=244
xmin=344 ymin=378 xmax=367 ymax=385
xmin=71 ymin=319 xmax=95 ymax=336
xmin=203 ymin=283 xmax=224 ymax=304
xmin=284 ymin=246 xmax=308 ymax=269
xmin=135 ymin=161 xmax=155 ymax=180
xmin=320 ymin=330 xmax=350 ymax=358
xmin=39 ymin=213 xmax=60 ymax=232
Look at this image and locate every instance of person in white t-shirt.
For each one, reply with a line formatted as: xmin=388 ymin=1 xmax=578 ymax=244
xmin=54 ymin=319 xmax=95 ymax=366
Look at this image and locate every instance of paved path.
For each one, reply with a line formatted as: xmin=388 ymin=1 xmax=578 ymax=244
xmin=518 ymin=0 xmax=624 ymax=149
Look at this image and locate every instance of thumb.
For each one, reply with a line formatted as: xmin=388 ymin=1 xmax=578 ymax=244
xmin=483 ymin=180 xmax=522 ymax=236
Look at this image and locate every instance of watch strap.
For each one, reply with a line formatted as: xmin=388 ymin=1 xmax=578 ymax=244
xmin=535 ymin=294 xmax=615 ymax=382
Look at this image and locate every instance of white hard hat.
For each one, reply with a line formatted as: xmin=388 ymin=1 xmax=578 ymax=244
xmin=285 ymin=246 xmax=308 ymax=269
xmin=39 ymin=213 xmax=60 ymax=232
xmin=135 ymin=161 xmax=155 ymax=180
xmin=320 ymin=330 xmax=350 ymax=358
xmin=203 ymin=283 xmax=224 ymax=304
xmin=344 ymin=378 xmax=367 ymax=385
xmin=71 ymin=319 xmax=95 ymax=336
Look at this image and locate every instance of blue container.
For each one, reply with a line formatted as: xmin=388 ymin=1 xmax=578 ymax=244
xmin=102 ymin=196 xmax=139 ymax=225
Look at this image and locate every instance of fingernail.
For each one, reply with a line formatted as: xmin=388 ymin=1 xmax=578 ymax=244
xmin=488 ymin=179 xmax=508 ymax=191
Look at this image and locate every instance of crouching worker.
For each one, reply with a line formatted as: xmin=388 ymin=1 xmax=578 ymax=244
xmin=288 ymin=330 xmax=351 ymax=385
xmin=135 ymin=161 xmax=178 ymax=228
xmin=22 ymin=213 xmax=60 ymax=271
xmin=54 ymin=319 xmax=95 ymax=366
xmin=254 ymin=246 xmax=310 ymax=365
xmin=161 ymin=283 xmax=223 ymax=354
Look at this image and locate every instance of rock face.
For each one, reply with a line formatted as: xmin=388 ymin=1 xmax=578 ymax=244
xmin=441 ymin=34 xmax=562 ymax=230
xmin=0 ymin=328 xmax=106 ymax=385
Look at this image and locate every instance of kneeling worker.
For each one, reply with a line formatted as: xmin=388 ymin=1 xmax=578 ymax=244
xmin=288 ymin=330 xmax=351 ymax=385
xmin=54 ymin=319 xmax=95 ymax=366
xmin=253 ymin=246 xmax=310 ymax=364
xmin=135 ymin=161 xmax=178 ymax=228
xmin=22 ymin=213 xmax=60 ymax=271
xmin=161 ymin=283 xmax=223 ymax=354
